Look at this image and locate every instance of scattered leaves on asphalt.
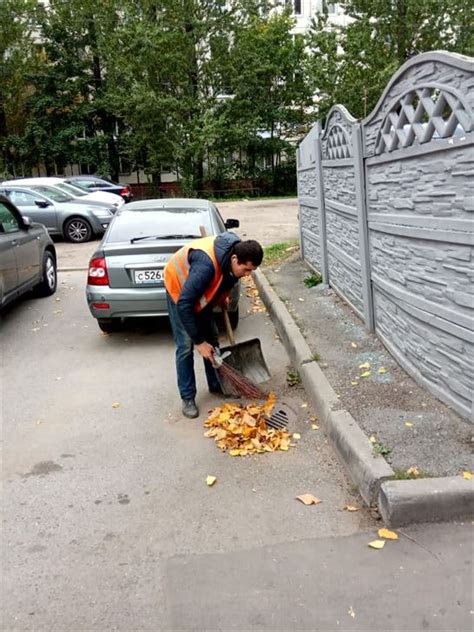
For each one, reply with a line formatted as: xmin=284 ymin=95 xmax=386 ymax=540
xmin=204 ymin=395 xmax=292 ymax=456
xmin=378 ymin=528 xmax=398 ymax=540
xmin=343 ymin=505 xmax=359 ymax=512
xmin=206 ymin=475 xmax=217 ymax=486
xmin=378 ymin=367 xmax=387 ymax=374
xmin=359 ymin=362 xmax=371 ymax=369
xmin=360 ymin=371 xmax=371 ymax=378
xmin=368 ymin=540 xmax=385 ymax=549
xmin=112 ymin=402 xmax=121 ymax=409
xmin=296 ymin=494 xmax=322 ymax=505
xmin=463 ymin=471 xmax=472 ymax=480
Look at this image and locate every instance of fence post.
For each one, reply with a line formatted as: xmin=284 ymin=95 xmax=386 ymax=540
xmin=315 ymin=122 xmax=329 ymax=285
xmin=353 ymin=122 xmax=374 ymax=332
xmin=296 ymin=146 xmax=305 ymax=260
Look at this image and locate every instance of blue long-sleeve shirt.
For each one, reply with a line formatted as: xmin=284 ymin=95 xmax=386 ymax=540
xmin=176 ymin=232 xmax=240 ymax=344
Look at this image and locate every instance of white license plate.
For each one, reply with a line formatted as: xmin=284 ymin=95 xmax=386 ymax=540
xmin=133 ymin=269 xmax=163 ymax=284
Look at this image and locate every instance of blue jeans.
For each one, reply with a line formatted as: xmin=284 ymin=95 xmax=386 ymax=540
xmin=166 ymin=292 xmax=221 ymax=400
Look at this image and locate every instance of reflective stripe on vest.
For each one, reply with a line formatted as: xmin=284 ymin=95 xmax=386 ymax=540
xmin=164 ymin=236 xmax=223 ymax=312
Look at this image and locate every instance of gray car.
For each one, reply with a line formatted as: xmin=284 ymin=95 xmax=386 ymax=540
xmin=0 ymin=185 xmax=115 ymax=243
xmin=0 ymin=195 xmax=57 ymax=309
xmin=86 ymin=198 xmax=240 ymax=333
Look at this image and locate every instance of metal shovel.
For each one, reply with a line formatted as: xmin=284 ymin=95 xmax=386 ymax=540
xmin=218 ymin=307 xmax=271 ymax=387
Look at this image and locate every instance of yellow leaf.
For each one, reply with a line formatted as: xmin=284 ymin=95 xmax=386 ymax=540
xmin=311 ymin=424 xmax=319 ymax=430
xmin=351 ymin=342 xmax=358 ymax=348
xmin=378 ymin=367 xmax=387 ymax=374
xmin=280 ymin=445 xmax=289 ymax=451
xmin=296 ymin=494 xmax=322 ymax=505
xmin=406 ymin=466 xmax=419 ymax=477
xmin=112 ymin=402 xmax=121 ymax=409
xmin=343 ymin=505 xmax=359 ymax=512
xmin=229 ymin=449 xmax=242 ymax=456
xmin=351 ymin=380 xmax=359 ymax=386
xmin=405 ymin=422 xmax=414 ymax=428
xmin=292 ymin=433 xmax=301 ymax=439
xmin=300 ymin=403 xmax=308 ymax=408
xmin=378 ymin=528 xmax=398 ymax=540
xmin=368 ymin=540 xmax=385 ymax=549
xmin=360 ymin=371 xmax=371 ymax=378
xmin=359 ymin=362 xmax=371 ymax=369
xmin=463 ymin=471 xmax=472 ymax=480
xmin=206 ymin=476 xmax=217 ymax=486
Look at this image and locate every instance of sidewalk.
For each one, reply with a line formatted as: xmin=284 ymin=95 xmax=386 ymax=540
xmin=255 ymin=248 xmax=474 ymax=526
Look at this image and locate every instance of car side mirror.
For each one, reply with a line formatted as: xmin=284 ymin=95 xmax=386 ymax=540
xmin=225 ymin=218 xmax=239 ymax=229
xmin=35 ymin=200 xmax=51 ymax=208
xmin=22 ymin=216 xmax=32 ymax=229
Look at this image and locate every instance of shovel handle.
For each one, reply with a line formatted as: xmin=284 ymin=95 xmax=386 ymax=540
xmin=222 ymin=307 xmax=236 ymax=346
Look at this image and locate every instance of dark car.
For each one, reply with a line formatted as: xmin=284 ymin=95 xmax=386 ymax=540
xmin=65 ymin=176 xmax=133 ymax=203
xmin=86 ymin=198 xmax=240 ymax=333
xmin=0 ymin=195 xmax=57 ymax=309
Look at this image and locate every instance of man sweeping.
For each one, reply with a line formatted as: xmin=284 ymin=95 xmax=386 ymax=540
xmin=164 ymin=233 xmax=264 ymax=418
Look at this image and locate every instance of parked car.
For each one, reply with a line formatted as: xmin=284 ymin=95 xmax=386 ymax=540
xmin=86 ymin=198 xmax=240 ymax=333
xmin=0 ymin=185 xmax=115 ymax=243
xmin=65 ymin=176 xmax=133 ymax=203
xmin=0 ymin=195 xmax=57 ymax=309
xmin=1 ymin=177 xmax=124 ymax=208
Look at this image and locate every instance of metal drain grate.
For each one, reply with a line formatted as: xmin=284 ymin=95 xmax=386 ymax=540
xmin=266 ymin=402 xmax=296 ymax=431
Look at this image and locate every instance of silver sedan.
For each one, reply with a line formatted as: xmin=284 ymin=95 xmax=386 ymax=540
xmin=0 ymin=185 xmax=115 ymax=243
xmin=86 ymin=198 xmax=240 ymax=332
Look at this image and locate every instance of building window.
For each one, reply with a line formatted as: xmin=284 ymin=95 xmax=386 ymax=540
xmin=293 ymin=0 xmax=302 ymax=15
xmin=325 ymin=2 xmax=336 ymax=14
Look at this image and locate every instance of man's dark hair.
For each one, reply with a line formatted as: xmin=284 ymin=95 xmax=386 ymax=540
xmin=232 ymin=240 xmax=264 ymax=266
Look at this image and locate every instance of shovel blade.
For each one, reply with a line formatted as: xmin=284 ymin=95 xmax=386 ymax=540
xmin=220 ymin=338 xmax=271 ymax=385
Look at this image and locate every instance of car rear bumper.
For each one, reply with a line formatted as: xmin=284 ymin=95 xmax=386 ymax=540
xmin=86 ymin=285 xmax=168 ymax=318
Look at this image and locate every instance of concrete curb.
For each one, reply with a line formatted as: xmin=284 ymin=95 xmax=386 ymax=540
xmin=254 ymin=269 xmax=394 ymax=507
xmin=379 ymin=477 xmax=474 ymax=527
xmin=254 ymin=268 xmax=474 ymax=523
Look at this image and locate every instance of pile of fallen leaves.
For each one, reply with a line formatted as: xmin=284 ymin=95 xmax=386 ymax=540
xmin=204 ymin=393 xmax=291 ymax=456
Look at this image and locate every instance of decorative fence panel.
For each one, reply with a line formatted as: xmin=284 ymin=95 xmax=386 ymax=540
xmin=296 ymin=51 xmax=473 ymax=420
xmin=321 ymin=106 xmax=366 ymax=320
xmin=297 ymin=123 xmax=326 ymax=278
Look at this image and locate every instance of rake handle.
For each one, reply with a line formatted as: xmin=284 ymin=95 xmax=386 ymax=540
xmin=222 ymin=306 xmax=236 ymax=346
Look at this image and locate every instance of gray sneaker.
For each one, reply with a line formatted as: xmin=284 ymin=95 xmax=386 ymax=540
xmin=182 ymin=399 xmax=199 ymax=418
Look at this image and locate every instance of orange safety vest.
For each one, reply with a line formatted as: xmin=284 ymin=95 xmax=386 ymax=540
xmin=164 ymin=236 xmax=224 ymax=312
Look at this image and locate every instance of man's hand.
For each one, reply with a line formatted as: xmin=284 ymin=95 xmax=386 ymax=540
xmin=195 ymin=341 xmax=215 ymax=362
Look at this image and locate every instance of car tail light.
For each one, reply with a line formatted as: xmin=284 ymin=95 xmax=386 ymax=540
xmin=120 ymin=187 xmax=130 ymax=196
xmin=88 ymin=257 xmax=109 ymax=285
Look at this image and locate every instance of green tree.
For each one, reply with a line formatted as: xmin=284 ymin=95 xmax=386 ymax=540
xmin=0 ymin=0 xmax=38 ymax=176
xmin=306 ymin=0 xmax=474 ymax=119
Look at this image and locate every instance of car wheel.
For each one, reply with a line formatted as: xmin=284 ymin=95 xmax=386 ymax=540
xmin=97 ymin=318 xmax=122 ymax=333
xmin=35 ymin=251 xmax=57 ymax=297
xmin=64 ymin=217 xmax=93 ymax=243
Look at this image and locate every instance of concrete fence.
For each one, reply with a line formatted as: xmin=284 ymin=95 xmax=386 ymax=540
xmin=297 ymin=51 xmax=474 ymax=421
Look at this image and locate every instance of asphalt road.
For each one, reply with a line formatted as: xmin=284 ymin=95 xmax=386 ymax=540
xmin=1 ymin=198 xmax=472 ymax=631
